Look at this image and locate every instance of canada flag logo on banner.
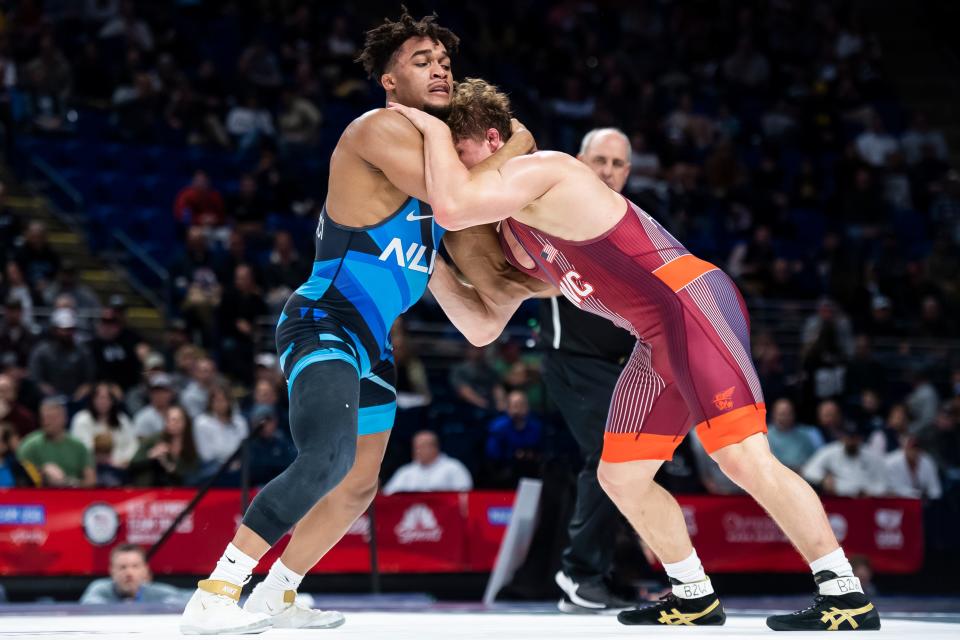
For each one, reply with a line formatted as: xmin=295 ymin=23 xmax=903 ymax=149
xmin=394 ymin=504 xmax=443 ymax=544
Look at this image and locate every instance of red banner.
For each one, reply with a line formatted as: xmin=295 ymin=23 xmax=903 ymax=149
xmin=674 ymin=495 xmax=924 ymax=573
xmin=0 ymin=489 xmax=922 ymax=576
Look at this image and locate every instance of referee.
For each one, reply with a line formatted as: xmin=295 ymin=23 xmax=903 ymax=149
xmin=544 ymin=128 xmax=638 ymax=613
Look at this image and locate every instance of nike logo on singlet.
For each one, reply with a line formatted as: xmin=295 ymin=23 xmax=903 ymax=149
xmin=406 ymin=212 xmax=434 ymax=221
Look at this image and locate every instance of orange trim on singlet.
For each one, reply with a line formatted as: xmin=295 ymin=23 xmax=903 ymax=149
xmin=601 ymin=431 xmax=681 ymax=462
xmin=695 ymin=402 xmax=767 ymax=454
xmin=652 ymin=254 xmax=718 ymax=292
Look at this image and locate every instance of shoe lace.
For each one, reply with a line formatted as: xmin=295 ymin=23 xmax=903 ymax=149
xmin=793 ymin=593 xmax=827 ymax=615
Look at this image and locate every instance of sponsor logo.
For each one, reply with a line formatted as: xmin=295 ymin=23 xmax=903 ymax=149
xmin=378 ymin=238 xmax=437 ymax=274
xmin=405 ymin=212 xmax=434 ymax=222
xmin=346 ymin=514 xmax=371 ymax=542
xmin=82 ymin=503 xmax=119 ymax=546
xmin=0 ymin=505 xmax=45 ymax=526
xmin=874 ymin=508 xmax=904 ymax=550
xmin=394 ymin=504 xmax=443 ymax=544
xmin=558 ymin=270 xmax=594 ymax=305
xmin=486 ymin=507 xmax=512 ymax=526
xmin=712 ymin=387 xmax=735 ymax=410
xmin=127 ymin=500 xmax=192 ymax=544
xmin=722 ymin=513 xmax=788 ymax=544
xmin=316 ymin=215 xmax=325 ymax=240
xmin=8 ymin=528 xmax=48 ymax=545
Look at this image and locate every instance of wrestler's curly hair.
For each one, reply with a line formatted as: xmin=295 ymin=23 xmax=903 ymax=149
xmin=448 ymin=78 xmax=513 ymax=142
xmin=356 ymin=6 xmax=460 ymax=80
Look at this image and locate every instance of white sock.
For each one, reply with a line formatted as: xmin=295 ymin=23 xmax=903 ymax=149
xmin=209 ymin=543 xmax=259 ymax=587
xmin=809 ymin=548 xmax=854 ymax=579
xmin=663 ymin=549 xmax=707 ymax=584
xmin=260 ymin=559 xmax=304 ymax=594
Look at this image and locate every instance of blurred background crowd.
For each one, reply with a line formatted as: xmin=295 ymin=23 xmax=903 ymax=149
xmin=0 ymin=0 xmax=956 ymax=517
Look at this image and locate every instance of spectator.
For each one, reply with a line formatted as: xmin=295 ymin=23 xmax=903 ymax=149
xmin=839 ymin=168 xmax=886 ymax=236
xmin=98 ymin=1 xmax=155 ymax=51
xmin=70 ymin=382 xmax=137 ymax=468
xmin=180 ymin=357 xmax=218 ymax=419
xmin=17 ymin=397 xmax=95 ymax=487
xmin=486 ymin=390 xmax=543 ymax=485
xmin=905 ymin=369 xmax=940 ymax=434
xmin=0 ymin=373 xmax=37 ymax=438
xmin=41 ymin=262 xmax=100 ymax=315
xmin=227 ymin=174 xmax=268 ymax=235
xmin=918 ymin=408 xmax=960 ymax=479
xmin=383 ymin=430 xmax=472 ymax=495
xmin=79 ymin=544 xmax=184 ymax=604
xmin=217 ymin=264 xmax=267 ymax=386
xmin=173 ymin=170 xmax=225 ymax=228
xmin=225 ymin=94 xmax=275 ymax=153
xmin=237 ymin=39 xmax=282 ymax=91
xmin=801 ymin=299 xmax=854 ymax=358
xmin=15 ymin=222 xmax=61 ymax=295
xmin=133 ymin=372 xmax=176 ymax=439
xmin=915 ymin=296 xmax=951 ymax=339
xmin=855 ymin=113 xmax=899 ymax=167
xmin=0 ymin=424 xmax=34 ymax=487
xmin=246 ymin=377 xmax=288 ymax=435
xmin=124 ymin=352 xmax=167 ymax=415
xmin=22 ymin=35 xmax=72 ymax=131
xmin=392 ymin=327 xmax=431 ymax=409
xmin=193 ymin=384 xmax=247 ymax=464
xmin=802 ymin=422 xmax=887 ymax=497
xmin=247 ymin=405 xmax=296 ymax=486
xmin=2 ymin=263 xmax=37 ymax=327
xmin=867 ymin=403 xmax=910 ymax=457
xmin=172 ymin=229 xmax=221 ymax=344
xmin=767 ymin=398 xmax=818 ymax=471
xmin=814 ymin=399 xmax=846 ymax=443
xmin=277 ymin=88 xmax=322 ymax=147
xmin=28 ymin=308 xmax=95 ymax=400
xmin=449 ymin=346 xmax=504 ymax=411
xmin=129 ymin=405 xmax=200 ymax=487
xmin=723 ymin=37 xmax=770 ymax=88
xmin=862 ymin=295 xmax=903 ymax=338
xmin=89 ymin=308 xmax=142 ymax=391
xmin=900 ymin=112 xmax=949 ymax=166
xmin=92 ymin=431 xmax=128 ymax=487
xmin=884 ymin=435 xmax=942 ymax=500
xmin=0 ymin=297 xmax=39 ymax=369
xmin=262 ymin=231 xmax=306 ymax=311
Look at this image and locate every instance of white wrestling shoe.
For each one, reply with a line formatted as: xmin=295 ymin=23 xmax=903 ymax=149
xmin=244 ymin=582 xmax=346 ymax=629
xmin=180 ymin=579 xmax=273 ymax=635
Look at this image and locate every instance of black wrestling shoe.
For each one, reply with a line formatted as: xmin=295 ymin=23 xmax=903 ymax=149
xmin=617 ymin=578 xmax=725 ymax=626
xmin=554 ymin=571 xmax=636 ymax=613
xmin=766 ymin=571 xmax=880 ymax=631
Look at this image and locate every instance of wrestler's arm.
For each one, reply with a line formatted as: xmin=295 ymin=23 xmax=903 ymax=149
xmin=388 ymin=102 xmax=560 ymax=230
xmin=428 ymin=256 xmax=522 ymax=346
xmin=352 ymin=109 xmax=538 ymax=207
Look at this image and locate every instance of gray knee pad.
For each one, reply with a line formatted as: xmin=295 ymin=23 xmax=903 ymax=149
xmin=242 ymin=359 xmax=359 ymax=545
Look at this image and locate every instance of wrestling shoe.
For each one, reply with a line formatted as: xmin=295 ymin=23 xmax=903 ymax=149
xmin=617 ymin=577 xmax=725 ymax=626
xmin=180 ymin=579 xmax=272 ymax=635
xmin=766 ymin=571 xmax=880 ymax=631
xmin=244 ymin=582 xmax=345 ymax=629
xmin=555 ymin=571 xmax=636 ymax=613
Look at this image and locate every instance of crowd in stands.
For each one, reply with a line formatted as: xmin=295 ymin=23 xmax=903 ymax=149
xmin=0 ymin=1 xmax=957 ymax=503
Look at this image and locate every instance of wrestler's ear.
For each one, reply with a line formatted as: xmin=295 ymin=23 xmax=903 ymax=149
xmin=380 ymin=72 xmax=396 ymax=92
xmin=486 ymin=127 xmax=502 ymax=151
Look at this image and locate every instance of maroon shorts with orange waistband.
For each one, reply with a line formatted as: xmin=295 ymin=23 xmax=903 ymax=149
xmin=601 ymin=255 xmax=767 ymax=462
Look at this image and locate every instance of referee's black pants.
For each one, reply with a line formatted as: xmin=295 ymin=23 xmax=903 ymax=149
xmin=543 ymin=350 xmax=625 ymax=584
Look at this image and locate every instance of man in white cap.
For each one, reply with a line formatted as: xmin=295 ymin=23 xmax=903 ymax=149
xmin=27 ymin=308 xmax=95 ymax=401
